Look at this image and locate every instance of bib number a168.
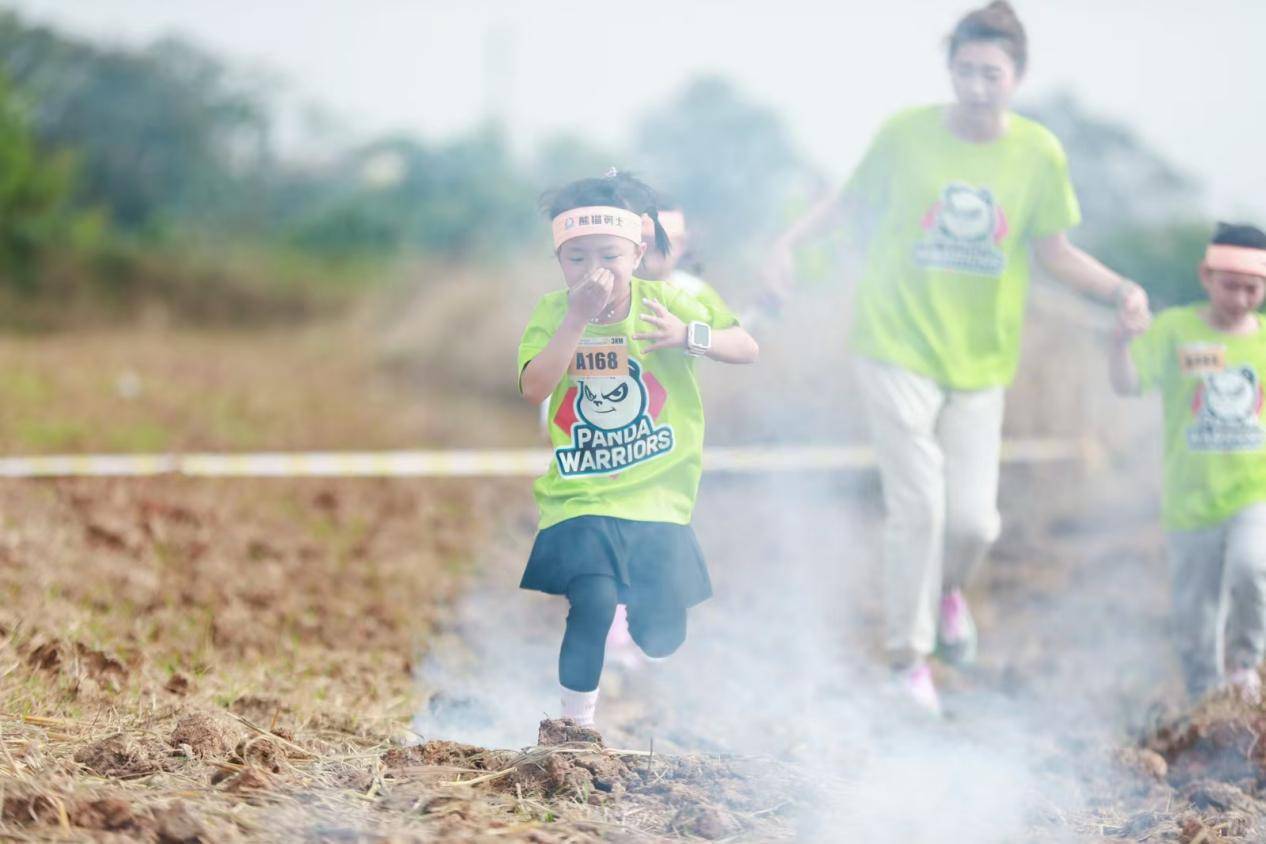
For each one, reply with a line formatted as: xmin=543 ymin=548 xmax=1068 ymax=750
xmin=569 ymin=337 xmax=629 ymax=379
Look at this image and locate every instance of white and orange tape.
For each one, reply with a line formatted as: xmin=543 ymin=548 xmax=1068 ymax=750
xmin=0 ymin=439 xmax=1095 ymax=478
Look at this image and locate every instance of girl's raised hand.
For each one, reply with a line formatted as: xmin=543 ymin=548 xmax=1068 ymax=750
xmin=567 ymin=268 xmax=614 ymax=321
xmin=633 ymin=298 xmax=688 ymax=353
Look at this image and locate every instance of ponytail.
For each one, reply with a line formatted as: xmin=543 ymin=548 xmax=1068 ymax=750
xmin=644 ymin=207 xmax=672 ymax=256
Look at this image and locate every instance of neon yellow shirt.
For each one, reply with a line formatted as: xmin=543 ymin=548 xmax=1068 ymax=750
xmin=518 ymin=277 xmax=739 ymax=530
xmin=1131 ymin=305 xmax=1266 ymax=531
xmin=847 ymin=105 xmax=1082 ymax=389
xmin=667 ymin=270 xmax=727 ymax=319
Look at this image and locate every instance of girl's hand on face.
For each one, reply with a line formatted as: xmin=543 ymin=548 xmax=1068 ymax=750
xmin=1115 ymin=280 xmax=1152 ymax=337
xmin=634 ymin=298 xmax=688 ymax=353
xmin=567 ymin=268 xmax=614 ymax=320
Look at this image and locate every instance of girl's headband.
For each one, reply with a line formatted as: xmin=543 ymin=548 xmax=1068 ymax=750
xmin=1206 ymin=244 xmax=1266 ymax=278
xmin=552 ymin=206 xmax=644 ymax=250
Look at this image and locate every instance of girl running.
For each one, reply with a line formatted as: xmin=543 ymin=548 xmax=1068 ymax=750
xmin=518 ymin=171 xmax=758 ymax=728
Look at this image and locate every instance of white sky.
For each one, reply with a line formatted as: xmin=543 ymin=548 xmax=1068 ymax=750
xmin=8 ymin=0 xmax=1266 ymax=218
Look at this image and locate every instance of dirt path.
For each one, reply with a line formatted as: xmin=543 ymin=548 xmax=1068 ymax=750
xmin=415 ymin=463 xmax=1230 ymax=841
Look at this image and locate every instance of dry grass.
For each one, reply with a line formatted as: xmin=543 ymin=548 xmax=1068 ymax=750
xmin=0 ymin=473 xmax=815 ymax=841
xmin=0 ymin=473 xmax=527 ymax=840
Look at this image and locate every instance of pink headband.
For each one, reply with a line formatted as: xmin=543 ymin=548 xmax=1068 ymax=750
xmin=1206 ymin=244 xmax=1266 ymax=277
xmin=552 ymin=206 xmax=644 ymax=250
xmin=643 ymin=210 xmax=686 ymax=243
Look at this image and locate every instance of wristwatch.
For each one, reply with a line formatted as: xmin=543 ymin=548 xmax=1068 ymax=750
xmin=685 ymin=321 xmax=711 ymax=357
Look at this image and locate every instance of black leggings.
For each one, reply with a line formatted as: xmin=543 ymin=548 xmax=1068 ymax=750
xmin=559 ymin=574 xmax=688 ymax=692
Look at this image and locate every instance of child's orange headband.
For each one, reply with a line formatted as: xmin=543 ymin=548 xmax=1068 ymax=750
xmin=552 ymin=206 xmax=644 ymax=251
xmin=1205 ymin=244 xmax=1266 ymax=278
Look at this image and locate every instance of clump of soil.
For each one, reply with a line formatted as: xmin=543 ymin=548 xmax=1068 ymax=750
xmin=669 ymin=804 xmax=744 ymax=840
xmin=150 ymin=802 xmax=208 ymax=843
xmin=74 ymin=733 xmax=168 ymax=778
xmin=26 ymin=639 xmax=63 ymax=672
xmin=228 ymin=694 xmax=289 ymax=724
xmin=69 ymin=796 xmax=139 ymax=832
xmin=1118 ymin=694 xmax=1266 ymax=841
xmin=169 ymin=712 xmax=241 ymax=759
xmin=165 ymin=672 xmax=191 ymax=695
xmin=507 ymin=752 xmax=600 ymax=800
xmin=1114 ymin=746 xmax=1169 ymax=783
xmin=2 ymin=793 xmax=58 ymax=826
xmin=75 ymin=642 xmax=129 ymax=683
xmin=232 ymin=736 xmax=287 ymax=772
xmin=1145 ymin=696 xmax=1266 ymax=787
xmin=218 ymin=765 xmax=275 ymax=793
xmin=382 ymin=739 xmax=503 ymax=770
xmin=537 ymin=718 xmax=603 ymax=747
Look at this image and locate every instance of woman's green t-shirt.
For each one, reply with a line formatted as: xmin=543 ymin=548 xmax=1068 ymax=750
xmin=847 ymin=105 xmax=1082 ymax=389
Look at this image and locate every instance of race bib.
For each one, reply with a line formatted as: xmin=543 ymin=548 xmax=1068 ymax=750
xmin=1178 ymin=343 xmax=1226 ymax=377
xmin=569 ymin=337 xmax=629 ymax=380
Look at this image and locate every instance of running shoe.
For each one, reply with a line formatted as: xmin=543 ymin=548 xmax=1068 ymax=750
xmin=935 ymin=588 xmax=978 ymax=667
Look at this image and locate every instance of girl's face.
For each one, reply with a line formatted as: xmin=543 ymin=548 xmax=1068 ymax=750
xmin=557 ymin=234 xmax=646 ymax=292
xmin=1201 ymin=266 xmax=1266 ymax=322
xmin=949 ymin=40 xmax=1020 ymax=117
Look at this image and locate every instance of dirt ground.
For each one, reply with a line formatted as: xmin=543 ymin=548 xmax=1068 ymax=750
xmin=2 ymin=314 xmax=1266 ymax=842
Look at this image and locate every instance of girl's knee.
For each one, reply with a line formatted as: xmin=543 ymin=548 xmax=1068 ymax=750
xmin=627 ymin=606 xmax=687 ymax=657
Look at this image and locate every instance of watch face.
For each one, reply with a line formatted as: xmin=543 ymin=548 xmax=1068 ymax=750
xmin=692 ymin=323 xmax=711 ymax=346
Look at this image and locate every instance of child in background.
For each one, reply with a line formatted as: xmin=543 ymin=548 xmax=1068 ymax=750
xmin=598 ymin=199 xmax=743 ymax=666
xmin=1111 ymin=222 xmax=1266 ymax=702
xmin=518 ymin=171 xmax=759 ymax=728
xmin=638 ymin=199 xmax=726 ymax=312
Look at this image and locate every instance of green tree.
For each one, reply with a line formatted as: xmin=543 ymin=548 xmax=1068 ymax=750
xmin=632 ymin=77 xmax=812 ymax=267
xmin=0 ymin=12 xmax=271 ymax=230
xmin=284 ymin=126 xmax=536 ymax=261
xmin=0 ymin=73 xmax=81 ymax=288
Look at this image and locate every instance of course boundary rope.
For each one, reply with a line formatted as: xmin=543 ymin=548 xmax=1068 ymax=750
xmin=0 ymin=439 xmax=1095 ymax=478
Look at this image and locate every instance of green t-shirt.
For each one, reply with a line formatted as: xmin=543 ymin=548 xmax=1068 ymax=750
xmin=518 ymin=277 xmax=739 ymax=530
xmin=1130 ymin=305 xmax=1266 ymax=531
xmin=668 ymin=270 xmax=727 ymax=318
xmin=847 ymin=105 xmax=1082 ymax=389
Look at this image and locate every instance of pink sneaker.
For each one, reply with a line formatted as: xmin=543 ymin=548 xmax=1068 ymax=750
xmin=605 ymin=604 xmax=645 ymax=669
xmin=1226 ymin=667 xmax=1263 ymax=705
xmin=936 ymin=589 xmax=978 ymax=667
xmin=896 ymin=662 xmax=942 ymax=716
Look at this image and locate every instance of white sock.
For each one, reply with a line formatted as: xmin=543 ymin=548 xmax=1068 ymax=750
xmin=560 ymin=686 xmax=599 ymax=726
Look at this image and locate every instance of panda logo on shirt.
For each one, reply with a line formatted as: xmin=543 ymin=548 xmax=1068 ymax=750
xmin=1188 ymin=364 xmax=1265 ymax=451
xmin=555 ymin=358 xmax=675 ymax=477
xmin=914 ymin=182 xmax=1009 ymax=276
xmin=936 ymin=185 xmax=997 ymax=243
xmin=576 ymin=368 xmax=646 ymax=431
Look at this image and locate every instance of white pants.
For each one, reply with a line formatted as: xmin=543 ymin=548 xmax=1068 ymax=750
xmin=853 ymin=357 xmax=1004 ymax=664
xmin=1167 ymin=503 xmax=1266 ymax=696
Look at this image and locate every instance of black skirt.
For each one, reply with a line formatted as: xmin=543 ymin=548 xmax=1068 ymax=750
xmin=521 ymin=516 xmax=712 ymax=608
